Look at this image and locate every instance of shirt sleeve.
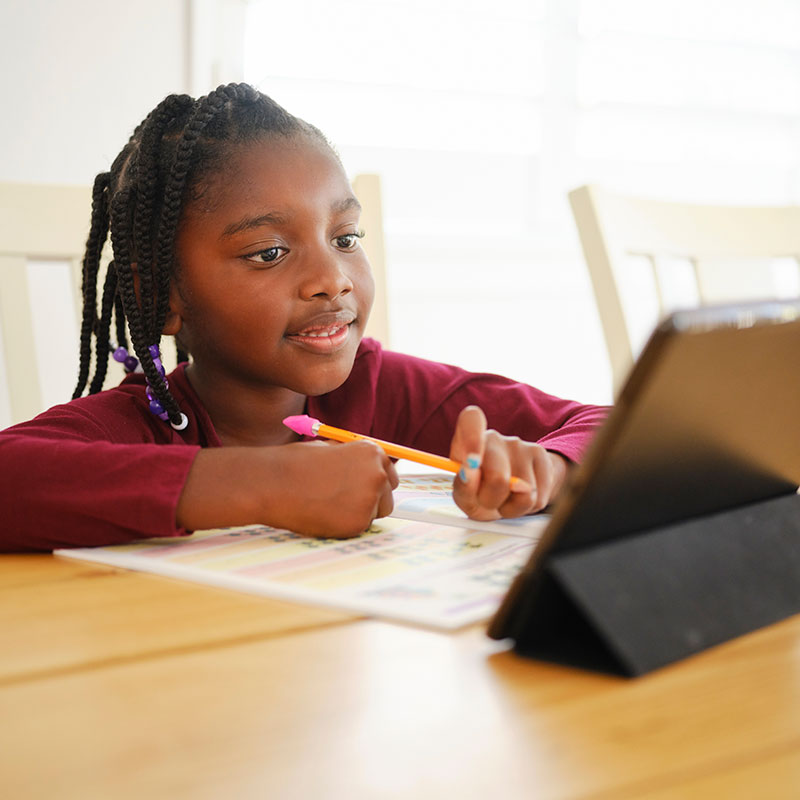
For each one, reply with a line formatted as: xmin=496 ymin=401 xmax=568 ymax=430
xmin=317 ymin=340 xmax=609 ymax=463
xmin=0 ymin=405 xmax=200 ymax=553
xmin=397 ymin=371 xmax=608 ymax=463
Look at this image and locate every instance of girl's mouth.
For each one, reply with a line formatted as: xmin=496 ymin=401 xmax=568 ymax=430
xmin=285 ymin=322 xmax=353 ymax=353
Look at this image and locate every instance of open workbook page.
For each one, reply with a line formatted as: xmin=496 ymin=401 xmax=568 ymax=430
xmin=56 ymin=473 xmax=548 ymax=629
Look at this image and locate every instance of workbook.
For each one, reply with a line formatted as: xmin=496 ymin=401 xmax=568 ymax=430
xmin=56 ymin=474 xmax=547 ymax=630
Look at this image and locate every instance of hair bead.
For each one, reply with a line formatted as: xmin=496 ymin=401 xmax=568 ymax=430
xmin=170 ymin=413 xmax=189 ymax=431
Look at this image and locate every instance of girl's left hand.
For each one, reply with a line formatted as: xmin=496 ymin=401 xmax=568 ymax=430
xmin=449 ymin=405 xmax=569 ymax=521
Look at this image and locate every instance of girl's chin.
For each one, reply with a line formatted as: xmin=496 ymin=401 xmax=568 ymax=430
xmin=292 ymin=355 xmax=360 ymax=398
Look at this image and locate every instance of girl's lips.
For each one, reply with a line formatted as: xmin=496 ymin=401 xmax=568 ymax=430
xmin=285 ymin=321 xmax=353 ymax=353
xmin=287 ymin=310 xmax=356 ymax=337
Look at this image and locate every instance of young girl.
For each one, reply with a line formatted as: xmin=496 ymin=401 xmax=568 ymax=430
xmin=0 ymin=83 xmax=607 ymax=552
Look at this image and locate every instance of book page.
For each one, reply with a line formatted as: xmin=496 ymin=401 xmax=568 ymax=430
xmin=392 ymin=472 xmax=550 ymax=538
xmin=57 ymin=517 xmax=536 ymax=629
xmin=55 ymin=477 xmax=545 ymax=630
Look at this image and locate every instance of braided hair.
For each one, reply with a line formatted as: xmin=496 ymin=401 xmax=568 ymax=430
xmin=72 ymin=83 xmax=326 ymax=427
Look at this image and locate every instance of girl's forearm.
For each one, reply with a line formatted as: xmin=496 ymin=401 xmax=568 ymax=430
xmin=176 ymin=441 xmax=398 ymax=538
xmin=175 ymin=447 xmax=269 ymax=531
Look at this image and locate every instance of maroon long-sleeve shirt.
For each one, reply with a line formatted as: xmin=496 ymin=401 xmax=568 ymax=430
xmin=0 ymin=339 xmax=607 ymax=552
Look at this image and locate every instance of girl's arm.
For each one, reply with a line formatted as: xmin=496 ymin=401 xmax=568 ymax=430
xmin=0 ymin=432 xmax=397 ymax=553
xmin=0 ymin=432 xmax=198 ymax=551
xmin=176 ymin=440 xmax=397 ymax=538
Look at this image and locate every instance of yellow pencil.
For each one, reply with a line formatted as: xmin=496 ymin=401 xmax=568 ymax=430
xmin=282 ymin=414 xmax=532 ymax=492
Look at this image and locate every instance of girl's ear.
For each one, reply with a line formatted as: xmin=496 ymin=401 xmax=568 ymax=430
xmin=162 ymin=281 xmax=184 ymax=336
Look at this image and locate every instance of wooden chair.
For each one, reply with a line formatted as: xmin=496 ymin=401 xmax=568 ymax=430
xmin=0 ymin=182 xmax=94 ymax=428
xmin=569 ymin=184 xmax=800 ymax=397
xmin=352 ymin=173 xmax=390 ymax=345
xmin=0 ymin=174 xmax=389 ymax=428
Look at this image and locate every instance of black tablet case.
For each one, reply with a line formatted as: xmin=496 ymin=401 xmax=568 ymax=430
xmin=489 ymin=300 xmax=800 ymax=676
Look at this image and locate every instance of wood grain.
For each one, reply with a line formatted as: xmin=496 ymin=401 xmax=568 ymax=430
xmin=0 ymin=554 xmax=355 ymax=683
xmin=3 ymin=612 xmax=800 ymax=799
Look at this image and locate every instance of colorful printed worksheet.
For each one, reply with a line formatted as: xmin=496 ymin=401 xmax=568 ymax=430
xmin=56 ymin=474 xmax=548 ymax=629
xmin=391 ymin=473 xmax=549 ymax=538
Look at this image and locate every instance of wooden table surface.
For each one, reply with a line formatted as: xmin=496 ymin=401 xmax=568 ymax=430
xmin=3 ymin=552 xmax=800 ymax=799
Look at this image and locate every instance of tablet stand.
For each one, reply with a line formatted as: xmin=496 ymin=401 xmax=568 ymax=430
xmin=507 ymin=491 xmax=800 ymax=676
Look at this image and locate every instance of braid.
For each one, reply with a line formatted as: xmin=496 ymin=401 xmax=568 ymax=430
xmin=109 ymin=190 xmax=138 ymax=344
xmin=88 ymin=261 xmax=118 ymax=395
xmin=139 ymin=87 xmax=240 ymax=426
xmin=152 ymin=86 xmax=237 ymax=327
xmin=133 ymin=94 xmax=194 ymax=339
xmin=110 ymin=189 xmax=180 ymax=424
xmin=72 ymin=172 xmax=110 ymax=399
xmin=73 ymin=83 xmax=318 ymax=431
xmin=113 ymin=292 xmax=128 ymax=353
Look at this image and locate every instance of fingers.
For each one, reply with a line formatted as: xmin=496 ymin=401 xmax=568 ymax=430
xmin=450 ymin=406 xmax=492 ymax=516
xmin=449 ymin=405 xmax=487 ymax=467
xmin=479 ymin=432 xmax=537 ymax=517
xmin=452 ymin=422 xmax=566 ymax=520
xmin=531 ymin=450 xmax=569 ymax=512
xmin=529 ymin=447 xmax=555 ymax=512
xmin=375 ymin=449 xmax=399 ymax=519
xmin=385 ymin=455 xmax=400 ymax=490
xmin=453 ymin=428 xmax=524 ymax=520
xmin=375 ymin=476 xmax=396 ymax=519
xmin=294 ymin=440 xmax=399 ymax=537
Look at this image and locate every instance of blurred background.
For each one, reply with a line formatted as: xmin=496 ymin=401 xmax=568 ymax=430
xmin=1 ymin=0 xmax=799 ymax=416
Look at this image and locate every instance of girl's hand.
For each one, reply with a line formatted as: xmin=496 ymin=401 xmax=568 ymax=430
xmin=449 ymin=405 xmax=569 ymax=521
xmin=258 ymin=440 xmax=399 ymax=537
xmin=178 ymin=440 xmax=399 ymax=538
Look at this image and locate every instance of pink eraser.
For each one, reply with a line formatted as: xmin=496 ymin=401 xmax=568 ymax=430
xmin=282 ymin=414 xmax=318 ymax=436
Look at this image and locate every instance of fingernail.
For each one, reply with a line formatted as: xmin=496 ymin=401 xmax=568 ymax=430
xmin=459 ymin=454 xmax=481 ymax=483
xmin=510 ymin=477 xmax=534 ymax=494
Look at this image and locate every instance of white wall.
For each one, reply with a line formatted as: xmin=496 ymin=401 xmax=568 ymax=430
xmin=0 ymin=1 xmax=191 ymax=426
xmin=0 ymin=0 xmax=189 ymax=185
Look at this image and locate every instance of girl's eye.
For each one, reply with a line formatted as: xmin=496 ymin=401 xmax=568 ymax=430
xmin=245 ymin=246 xmax=287 ymax=265
xmin=335 ymin=231 xmax=365 ymax=250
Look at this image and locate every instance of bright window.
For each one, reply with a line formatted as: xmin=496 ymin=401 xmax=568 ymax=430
xmin=242 ymin=0 xmax=800 ymax=403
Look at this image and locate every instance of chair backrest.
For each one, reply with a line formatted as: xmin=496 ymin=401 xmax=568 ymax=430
xmin=0 ymin=182 xmax=94 ymax=427
xmin=0 ymin=174 xmax=389 ymax=428
xmin=569 ymin=184 xmax=800 ymax=397
xmin=352 ymin=173 xmax=390 ymax=345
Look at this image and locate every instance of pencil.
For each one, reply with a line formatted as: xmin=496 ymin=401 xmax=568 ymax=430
xmin=282 ymin=414 xmax=532 ymax=492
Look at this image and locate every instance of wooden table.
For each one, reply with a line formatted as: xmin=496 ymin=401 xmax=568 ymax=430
xmin=3 ymin=553 xmax=800 ymax=799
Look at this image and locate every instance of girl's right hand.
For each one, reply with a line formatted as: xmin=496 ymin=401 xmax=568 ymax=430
xmin=177 ymin=440 xmax=399 ymax=539
xmin=260 ymin=440 xmax=399 ymax=537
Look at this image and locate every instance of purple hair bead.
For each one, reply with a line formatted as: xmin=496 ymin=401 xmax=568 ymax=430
xmin=135 ymin=341 xmax=189 ymax=430
xmin=147 ymin=344 xmax=166 ymax=376
xmin=111 ymin=341 xmax=185 ymax=429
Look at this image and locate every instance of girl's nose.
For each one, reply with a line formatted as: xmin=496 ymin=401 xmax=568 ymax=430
xmin=298 ymin=250 xmax=354 ymax=300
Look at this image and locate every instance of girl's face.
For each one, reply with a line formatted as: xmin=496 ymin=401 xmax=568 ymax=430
xmin=172 ymin=135 xmax=374 ymax=398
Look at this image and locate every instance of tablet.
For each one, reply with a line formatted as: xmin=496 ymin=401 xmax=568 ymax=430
xmin=489 ymin=298 xmax=800 ymax=646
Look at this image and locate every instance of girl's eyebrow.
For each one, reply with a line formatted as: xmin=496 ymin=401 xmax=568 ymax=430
xmin=334 ymin=196 xmax=362 ymax=215
xmin=221 ymin=211 xmax=289 ymax=239
xmin=220 ymin=196 xmax=362 ymax=240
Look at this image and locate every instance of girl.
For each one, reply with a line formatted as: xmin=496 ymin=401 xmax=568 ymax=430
xmin=0 ymin=84 xmax=607 ymax=552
